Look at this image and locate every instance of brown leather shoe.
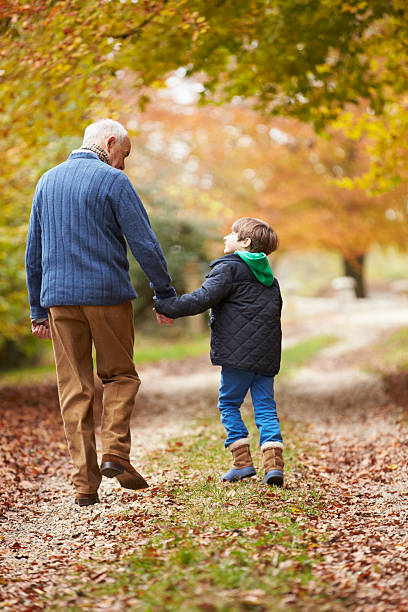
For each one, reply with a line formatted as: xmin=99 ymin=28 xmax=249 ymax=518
xmin=100 ymin=454 xmax=149 ymax=490
xmin=75 ymin=493 xmax=100 ymax=507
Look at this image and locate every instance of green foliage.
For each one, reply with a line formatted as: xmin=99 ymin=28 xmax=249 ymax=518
xmin=0 ymin=224 xmax=29 ymax=343
xmin=2 ymin=1 xmax=408 ymax=188
xmin=3 ymin=0 xmax=407 ymax=125
xmin=0 ymin=152 xmax=213 ymax=362
xmin=2 ymin=0 xmax=408 ymax=357
xmin=333 ymin=107 xmax=408 ymax=192
xmin=129 ymin=194 xmax=215 ymax=316
xmin=0 ymin=135 xmax=82 ymax=363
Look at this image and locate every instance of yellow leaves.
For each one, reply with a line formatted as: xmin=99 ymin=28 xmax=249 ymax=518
xmin=315 ymin=64 xmax=331 ymax=75
xmin=53 ymin=63 xmax=72 ymax=74
xmin=341 ymin=1 xmax=367 ymax=13
xmin=336 ymin=176 xmax=355 ymax=190
xmin=151 ymin=78 xmax=165 ymax=88
xmin=333 ymin=103 xmax=408 ymax=191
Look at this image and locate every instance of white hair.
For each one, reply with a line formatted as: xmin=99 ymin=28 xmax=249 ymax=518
xmin=82 ymin=119 xmax=128 ymax=146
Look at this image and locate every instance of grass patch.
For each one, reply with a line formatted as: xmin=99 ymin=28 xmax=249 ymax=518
xmin=48 ymin=417 xmax=335 ymax=612
xmin=0 ymin=363 xmax=57 ymax=386
xmin=375 ymin=326 xmax=408 ymax=371
xmin=133 ymin=333 xmax=209 ymax=364
xmin=0 ymin=334 xmax=210 ymax=386
xmin=0 ymin=333 xmax=335 ymax=388
xmin=282 ymin=335 xmax=338 ymax=375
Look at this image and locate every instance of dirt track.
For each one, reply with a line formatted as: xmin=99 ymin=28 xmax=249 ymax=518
xmin=1 ymin=298 xmax=408 ymax=610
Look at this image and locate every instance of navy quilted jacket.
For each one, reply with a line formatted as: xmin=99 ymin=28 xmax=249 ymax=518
xmin=155 ymin=253 xmax=282 ymax=376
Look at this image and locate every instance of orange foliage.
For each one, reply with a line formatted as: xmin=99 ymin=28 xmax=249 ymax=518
xmin=120 ymin=86 xmax=408 ymax=260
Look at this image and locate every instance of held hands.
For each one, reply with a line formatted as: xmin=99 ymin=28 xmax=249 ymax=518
xmin=153 ymin=308 xmax=174 ymax=326
xmin=31 ymin=319 xmax=51 ymax=340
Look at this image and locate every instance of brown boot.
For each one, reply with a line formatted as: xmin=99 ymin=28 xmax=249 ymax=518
xmin=100 ymin=454 xmax=148 ymax=490
xmin=75 ymin=492 xmax=100 ymax=507
xmin=261 ymin=442 xmax=284 ymax=487
xmin=222 ymin=438 xmax=256 ymax=482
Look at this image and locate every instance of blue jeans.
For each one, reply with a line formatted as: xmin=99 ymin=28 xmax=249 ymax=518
xmin=218 ymin=365 xmax=283 ymax=448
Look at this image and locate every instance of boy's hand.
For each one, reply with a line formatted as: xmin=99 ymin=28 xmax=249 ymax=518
xmin=31 ymin=319 xmax=51 ymax=340
xmin=153 ymin=308 xmax=174 ymax=326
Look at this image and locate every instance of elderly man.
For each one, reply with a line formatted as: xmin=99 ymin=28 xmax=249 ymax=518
xmin=26 ymin=119 xmax=175 ymax=506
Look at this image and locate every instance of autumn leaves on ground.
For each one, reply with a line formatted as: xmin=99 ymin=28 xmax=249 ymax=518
xmin=1 ymin=303 xmax=408 ymax=612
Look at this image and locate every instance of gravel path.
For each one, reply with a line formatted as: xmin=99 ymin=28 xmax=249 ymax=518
xmin=1 ymin=298 xmax=408 ymax=611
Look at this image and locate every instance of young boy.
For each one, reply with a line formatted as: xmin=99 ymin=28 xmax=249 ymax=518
xmin=154 ymin=217 xmax=284 ymax=486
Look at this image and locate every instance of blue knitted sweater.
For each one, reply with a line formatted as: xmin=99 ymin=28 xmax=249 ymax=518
xmin=25 ymin=150 xmax=176 ymax=320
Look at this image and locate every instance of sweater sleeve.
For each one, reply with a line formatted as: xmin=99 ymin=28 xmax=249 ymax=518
xmin=154 ymin=263 xmax=233 ymax=318
xmin=112 ymin=174 xmax=176 ymax=299
xmin=25 ymin=187 xmax=48 ymax=320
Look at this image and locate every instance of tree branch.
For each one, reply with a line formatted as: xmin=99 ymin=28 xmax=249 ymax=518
xmin=111 ymin=0 xmax=169 ymax=40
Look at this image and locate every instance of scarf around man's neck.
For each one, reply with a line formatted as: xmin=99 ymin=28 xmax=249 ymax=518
xmin=81 ymin=144 xmax=110 ymax=165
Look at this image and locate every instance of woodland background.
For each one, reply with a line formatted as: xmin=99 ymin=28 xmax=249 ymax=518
xmin=1 ymin=0 xmax=408 ymax=368
xmin=2 ymin=4 xmax=408 ymax=611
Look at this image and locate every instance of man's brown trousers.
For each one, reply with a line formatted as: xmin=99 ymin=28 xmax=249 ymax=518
xmin=48 ymin=302 xmax=140 ymax=494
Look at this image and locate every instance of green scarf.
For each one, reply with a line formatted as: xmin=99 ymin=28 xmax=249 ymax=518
xmin=235 ymin=251 xmax=274 ymax=286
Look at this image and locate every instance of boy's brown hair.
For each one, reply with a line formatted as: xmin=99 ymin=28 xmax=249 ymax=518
xmin=232 ymin=217 xmax=279 ymax=255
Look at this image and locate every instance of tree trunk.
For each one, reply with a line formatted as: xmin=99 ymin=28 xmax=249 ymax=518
xmin=343 ymin=254 xmax=366 ymax=298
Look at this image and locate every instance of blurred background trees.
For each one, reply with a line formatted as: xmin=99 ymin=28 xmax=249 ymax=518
xmin=1 ymin=0 xmax=408 ymax=366
xmin=123 ymin=97 xmax=407 ymax=298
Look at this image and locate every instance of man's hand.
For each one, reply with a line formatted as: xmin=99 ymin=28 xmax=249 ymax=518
xmin=31 ymin=319 xmax=51 ymax=340
xmin=153 ymin=308 xmax=174 ymax=326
